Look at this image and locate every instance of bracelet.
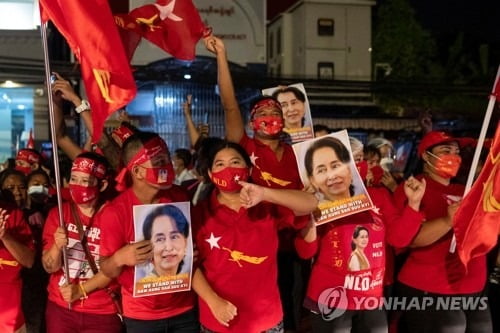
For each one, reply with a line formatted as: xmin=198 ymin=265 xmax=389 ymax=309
xmin=79 ymin=281 xmax=88 ymax=304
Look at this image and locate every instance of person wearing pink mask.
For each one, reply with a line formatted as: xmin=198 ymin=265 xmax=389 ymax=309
xmin=98 ymin=132 xmax=198 ymax=333
xmin=204 ymin=35 xmax=307 ymax=332
xmin=393 ymin=131 xmax=492 ymax=332
xmin=41 ymin=152 xmax=122 ymax=333
xmin=191 ymin=139 xmax=317 ymax=332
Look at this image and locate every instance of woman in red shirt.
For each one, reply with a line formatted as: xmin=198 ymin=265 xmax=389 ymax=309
xmin=42 ymin=152 xmax=122 ymax=333
xmin=192 ymin=139 xmax=317 ymax=333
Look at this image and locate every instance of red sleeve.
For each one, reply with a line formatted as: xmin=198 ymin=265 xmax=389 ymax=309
xmin=97 ymin=205 xmax=127 ymax=257
xmin=373 ymin=188 xmax=425 ymax=248
xmin=274 ymin=204 xmax=310 ymax=230
xmin=42 ymin=207 xmax=60 ymax=251
xmin=392 ymin=182 xmax=408 ymax=211
xmin=294 ymin=234 xmax=318 ymax=259
xmin=7 ymin=208 xmax=33 ymax=250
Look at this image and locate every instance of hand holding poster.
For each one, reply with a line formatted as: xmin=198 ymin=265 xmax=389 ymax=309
xmin=293 ymin=130 xmax=374 ymax=225
xmin=133 ymin=202 xmax=193 ymax=297
xmin=262 ymin=83 xmax=314 ymax=143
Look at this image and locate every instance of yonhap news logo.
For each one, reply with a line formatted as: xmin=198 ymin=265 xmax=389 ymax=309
xmin=318 ymin=287 xmax=489 ymax=321
xmin=317 ymin=287 xmax=348 ymax=321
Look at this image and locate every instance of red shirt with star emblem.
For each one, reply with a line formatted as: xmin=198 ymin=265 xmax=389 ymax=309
xmin=43 ymin=201 xmax=118 ymax=314
xmin=393 ymin=174 xmax=487 ymax=294
xmin=98 ymin=187 xmax=196 ymax=320
xmin=295 ymin=187 xmax=424 ymax=310
xmin=240 ymin=133 xmax=302 ymax=190
xmin=0 ymin=205 xmax=33 ymax=332
xmin=193 ymin=190 xmax=309 ymax=332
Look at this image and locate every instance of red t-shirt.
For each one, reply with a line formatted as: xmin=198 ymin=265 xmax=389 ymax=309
xmin=295 ymin=188 xmax=424 ymax=311
xmin=98 ymin=186 xmax=196 ymax=320
xmin=193 ymin=190 xmax=308 ymax=332
xmin=43 ymin=202 xmax=118 ymax=314
xmin=240 ymin=133 xmax=302 ymax=190
xmin=0 ymin=205 xmax=33 ymax=332
xmin=393 ymin=175 xmax=486 ymax=294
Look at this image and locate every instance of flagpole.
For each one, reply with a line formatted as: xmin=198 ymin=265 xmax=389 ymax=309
xmin=449 ymin=65 xmax=500 ymax=253
xmin=39 ymin=22 xmax=72 ymax=307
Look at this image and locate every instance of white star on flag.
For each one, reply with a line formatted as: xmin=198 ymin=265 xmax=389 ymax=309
xmin=249 ymin=152 xmax=259 ymax=166
xmin=154 ymin=0 xmax=183 ymax=21
xmin=205 ymin=232 xmax=221 ymax=249
xmin=371 ymin=206 xmax=381 ymax=215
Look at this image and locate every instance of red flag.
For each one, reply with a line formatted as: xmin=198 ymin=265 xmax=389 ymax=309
xmin=39 ymin=0 xmax=137 ymax=143
xmin=26 ymin=128 xmax=35 ymax=149
xmin=115 ymin=0 xmax=210 ymax=61
xmin=452 ymin=122 xmax=500 ymax=266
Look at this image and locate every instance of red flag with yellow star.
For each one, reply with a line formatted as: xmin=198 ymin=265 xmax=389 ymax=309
xmin=114 ymin=0 xmax=210 ymax=61
xmin=452 ymin=122 xmax=500 ymax=266
xmin=39 ymin=0 xmax=137 ymax=142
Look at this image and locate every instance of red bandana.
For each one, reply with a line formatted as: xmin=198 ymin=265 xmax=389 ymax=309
xmin=71 ymin=157 xmax=107 ymax=180
xmin=16 ymin=149 xmax=41 ymax=164
xmin=250 ymin=98 xmax=282 ymax=118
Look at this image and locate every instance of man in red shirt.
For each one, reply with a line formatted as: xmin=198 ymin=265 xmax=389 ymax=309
xmin=393 ymin=131 xmax=492 ymax=332
xmin=98 ymin=132 xmax=198 ymax=333
xmin=204 ymin=35 xmax=307 ymax=331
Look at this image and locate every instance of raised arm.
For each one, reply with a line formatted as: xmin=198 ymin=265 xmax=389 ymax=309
xmin=51 ymin=73 xmax=87 ymax=160
xmin=204 ymin=36 xmax=245 ymax=142
xmin=182 ymin=94 xmax=201 ymax=147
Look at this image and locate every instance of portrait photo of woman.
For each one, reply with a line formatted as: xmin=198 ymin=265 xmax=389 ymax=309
xmin=348 ymin=226 xmax=370 ymax=271
xmin=292 ymin=130 xmax=373 ymax=225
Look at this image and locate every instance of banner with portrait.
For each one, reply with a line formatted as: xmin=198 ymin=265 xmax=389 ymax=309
xmin=292 ymin=130 xmax=374 ymax=225
xmin=262 ymin=83 xmax=314 ymax=143
xmin=133 ymin=202 xmax=193 ymax=297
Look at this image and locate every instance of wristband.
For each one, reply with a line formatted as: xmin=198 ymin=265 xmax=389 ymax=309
xmin=75 ymin=100 xmax=91 ymax=113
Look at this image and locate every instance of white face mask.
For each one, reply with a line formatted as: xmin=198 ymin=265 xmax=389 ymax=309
xmin=27 ymin=185 xmax=49 ymax=196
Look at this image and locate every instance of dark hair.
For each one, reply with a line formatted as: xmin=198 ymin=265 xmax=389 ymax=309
xmin=363 ymin=146 xmax=381 ymax=160
xmin=351 ymin=226 xmax=369 ymax=251
xmin=174 ymin=149 xmax=192 ymax=169
xmin=142 ymin=204 xmax=189 ymax=274
xmin=199 ymin=139 xmax=251 ymax=182
xmin=122 ymin=132 xmax=166 ymax=167
xmin=0 ymin=168 xmax=26 ymax=188
xmin=272 ymin=86 xmax=306 ymax=103
xmin=95 ymin=131 xmax=121 ymax=171
xmin=313 ymin=124 xmax=330 ymax=134
xmin=27 ymin=169 xmax=50 ymax=185
xmin=304 ymin=137 xmax=351 ymax=177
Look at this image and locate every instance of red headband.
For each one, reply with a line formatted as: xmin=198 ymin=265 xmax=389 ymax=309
xmin=71 ymin=157 xmax=107 ymax=180
xmin=250 ymin=98 xmax=282 ymax=118
xmin=16 ymin=149 xmax=41 ymax=164
xmin=115 ymin=136 xmax=169 ymax=191
xmin=111 ymin=126 xmax=134 ymax=145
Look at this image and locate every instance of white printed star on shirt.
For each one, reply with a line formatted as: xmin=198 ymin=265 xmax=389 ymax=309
xmin=249 ymin=152 xmax=259 ymax=166
xmin=205 ymin=232 xmax=221 ymax=250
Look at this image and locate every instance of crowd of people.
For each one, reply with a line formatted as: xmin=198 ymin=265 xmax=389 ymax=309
xmin=0 ymin=35 xmax=498 ymax=333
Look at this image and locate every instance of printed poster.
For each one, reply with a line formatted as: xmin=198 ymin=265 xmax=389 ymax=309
xmin=262 ymin=83 xmax=314 ymax=143
xmin=292 ymin=130 xmax=374 ymax=225
xmin=133 ymin=202 xmax=193 ymax=297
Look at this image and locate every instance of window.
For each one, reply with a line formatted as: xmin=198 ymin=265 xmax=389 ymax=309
xmin=318 ymin=62 xmax=334 ymax=79
xmin=317 ymin=18 xmax=334 ymax=36
xmin=0 ymin=0 xmax=40 ymax=30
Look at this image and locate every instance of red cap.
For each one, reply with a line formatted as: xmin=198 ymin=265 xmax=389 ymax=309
xmin=417 ymin=131 xmax=459 ymax=157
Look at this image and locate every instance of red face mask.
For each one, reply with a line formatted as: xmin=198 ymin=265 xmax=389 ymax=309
xmin=356 ymin=161 xmax=368 ymax=181
xmin=210 ymin=167 xmax=249 ymax=192
xmin=15 ymin=165 xmax=32 ymax=176
xmin=252 ymin=116 xmax=283 ymax=136
xmin=69 ymin=184 xmax=99 ymax=204
xmin=143 ymin=163 xmax=175 ymax=188
xmin=370 ymin=165 xmax=385 ymax=186
xmin=426 ymin=152 xmax=462 ymax=178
